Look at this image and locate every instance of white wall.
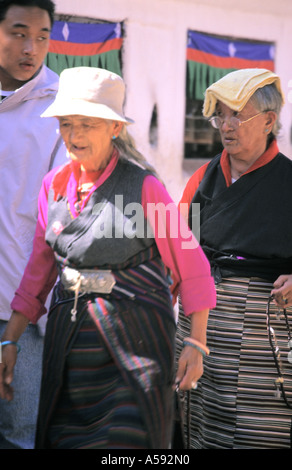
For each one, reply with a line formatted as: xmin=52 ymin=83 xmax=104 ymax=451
xmin=54 ymin=0 xmax=292 ymax=202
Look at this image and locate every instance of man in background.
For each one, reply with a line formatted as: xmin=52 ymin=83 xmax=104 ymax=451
xmin=0 ymin=0 xmax=66 ymax=449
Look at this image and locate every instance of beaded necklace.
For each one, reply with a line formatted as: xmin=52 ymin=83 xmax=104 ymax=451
xmin=71 ymin=169 xmax=103 ymax=216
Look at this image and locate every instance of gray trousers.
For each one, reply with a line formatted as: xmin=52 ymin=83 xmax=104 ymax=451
xmin=0 ymin=320 xmax=43 ymax=449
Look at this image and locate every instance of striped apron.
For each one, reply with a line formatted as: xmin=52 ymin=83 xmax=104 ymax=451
xmin=35 ymin=258 xmax=176 ymax=449
xmin=176 ymin=277 xmax=292 ymax=449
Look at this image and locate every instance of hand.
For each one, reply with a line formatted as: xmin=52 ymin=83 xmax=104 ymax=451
xmin=175 ymin=345 xmax=203 ymax=391
xmin=271 ymin=274 xmax=292 ymax=307
xmin=0 ymin=344 xmax=17 ymax=401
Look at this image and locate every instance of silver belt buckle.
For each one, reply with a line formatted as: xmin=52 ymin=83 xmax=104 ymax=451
xmin=80 ymin=269 xmax=116 ymax=294
xmin=61 ymin=267 xmax=116 ymax=294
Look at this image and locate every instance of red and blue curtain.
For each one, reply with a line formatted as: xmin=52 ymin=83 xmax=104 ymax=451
xmin=45 ymin=20 xmax=123 ymax=76
xmin=187 ymin=30 xmax=275 ymax=100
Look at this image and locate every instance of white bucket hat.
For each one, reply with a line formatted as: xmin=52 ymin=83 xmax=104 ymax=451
xmin=42 ymin=66 xmax=133 ymax=124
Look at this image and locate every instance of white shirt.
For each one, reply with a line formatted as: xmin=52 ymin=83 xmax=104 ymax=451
xmin=0 ymin=65 xmax=67 ymax=327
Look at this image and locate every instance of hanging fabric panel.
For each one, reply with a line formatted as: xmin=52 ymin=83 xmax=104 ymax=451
xmin=45 ymin=20 xmax=123 ymax=76
xmin=187 ymin=30 xmax=275 ymax=100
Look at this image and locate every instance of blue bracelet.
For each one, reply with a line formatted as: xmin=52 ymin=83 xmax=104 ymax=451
xmin=1 ymin=341 xmax=21 ymax=353
xmin=183 ymin=339 xmax=207 ymax=357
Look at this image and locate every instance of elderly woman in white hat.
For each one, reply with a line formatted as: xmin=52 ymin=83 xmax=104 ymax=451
xmin=0 ymin=67 xmax=216 ymax=449
xmin=175 ymin=68 xmax=292 ymax=449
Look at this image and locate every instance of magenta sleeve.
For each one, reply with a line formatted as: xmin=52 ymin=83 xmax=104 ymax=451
xmin=142 ymin=175 xmax=216 ymax=314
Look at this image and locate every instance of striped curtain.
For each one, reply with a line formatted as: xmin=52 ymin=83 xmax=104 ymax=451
xmin=45 ymin=20 xmax=123 ymax=76
xmin=187 ymin=30 xmax=275 ymax=100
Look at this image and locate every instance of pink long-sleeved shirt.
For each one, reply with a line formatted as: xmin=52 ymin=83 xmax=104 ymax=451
xmin=11 ymin=153 xmax=216 ymax=323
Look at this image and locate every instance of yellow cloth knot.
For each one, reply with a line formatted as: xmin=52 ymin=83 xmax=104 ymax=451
xmin=203 ymin=68 xmax=285 ymax=117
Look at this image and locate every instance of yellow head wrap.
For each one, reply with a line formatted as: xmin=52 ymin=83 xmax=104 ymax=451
xmin=203 ymin=68 xmax=285 ymax=117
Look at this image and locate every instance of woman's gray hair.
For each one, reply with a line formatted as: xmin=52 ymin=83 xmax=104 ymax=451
xmin=249 ymin=83 xmax=283 ymax=137
xmin=113 ymin=126 xmax=161 ymax=181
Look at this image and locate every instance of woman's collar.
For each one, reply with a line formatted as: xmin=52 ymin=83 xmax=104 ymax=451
xmin=221 ymin=139 xmax=279 ymax=186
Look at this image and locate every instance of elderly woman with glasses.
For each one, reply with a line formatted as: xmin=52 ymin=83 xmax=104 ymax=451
xmin=0 ymin=67 xmax=216 ymax=449
xmin=174 ymin=68 xmax=292 ymax=449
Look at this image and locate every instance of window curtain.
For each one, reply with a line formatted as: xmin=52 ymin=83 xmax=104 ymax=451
xmin=186 ymin=30 xmax=275 ymax=100
xmin=45 ymin=20 xmax=123 ymax=76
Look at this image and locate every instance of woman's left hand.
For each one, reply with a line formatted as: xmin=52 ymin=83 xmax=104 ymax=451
xmin=271 ymin=274 xmax=292 ymax=307
xmin=175 ymin=308 xmax=209 ymax=390
xmin=175 ymin=345 xmax=203 ymax=391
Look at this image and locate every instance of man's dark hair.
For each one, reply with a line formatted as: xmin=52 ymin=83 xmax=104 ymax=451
xmin=0 ymin=0 xmax=55 ymax=26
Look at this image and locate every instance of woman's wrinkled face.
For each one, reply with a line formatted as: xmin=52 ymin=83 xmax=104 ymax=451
xmin=215 ymin=101 xmax=275 ymax=162
xmin=58 ymin=115 xmax=122 ymax=171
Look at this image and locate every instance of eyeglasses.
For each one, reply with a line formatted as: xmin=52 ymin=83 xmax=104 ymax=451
xmin=266 ymin=295 xmax=292 ymax=408
xmin=209 ymin=112 xmax=264 ymax=130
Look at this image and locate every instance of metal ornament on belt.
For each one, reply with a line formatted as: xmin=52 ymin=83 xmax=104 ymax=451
xmin=61 ymin=266 xmax=116 ymax=293
xmin=61 ymin=267 xmax=116 ymax=322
